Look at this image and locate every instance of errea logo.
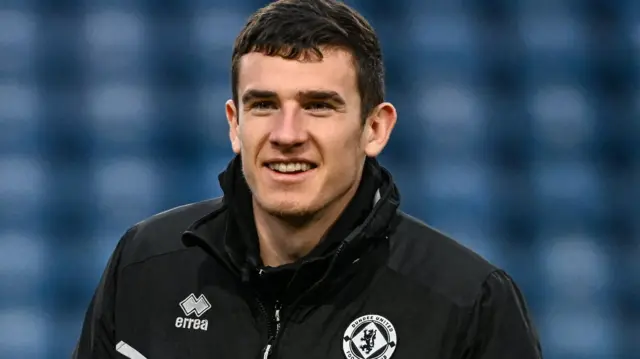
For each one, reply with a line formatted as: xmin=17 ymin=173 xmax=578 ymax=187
xmin=175 ymin=293 xmax=211 ymax=331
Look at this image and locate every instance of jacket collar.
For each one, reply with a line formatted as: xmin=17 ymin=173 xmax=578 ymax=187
xmin=183 ymin=155 xmax=401 ymax=304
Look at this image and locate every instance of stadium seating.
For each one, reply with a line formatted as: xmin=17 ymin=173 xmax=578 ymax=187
xmin=0 ymin=0 xmax=637 ymax=358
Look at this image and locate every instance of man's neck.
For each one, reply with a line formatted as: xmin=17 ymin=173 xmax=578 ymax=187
xmin=253 ymin=187 xmax=359 ymax=267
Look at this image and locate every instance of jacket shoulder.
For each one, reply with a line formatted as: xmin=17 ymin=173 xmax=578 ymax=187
xmin=116 ymin=197 xmax=225 ymax=269
xmin=388 ymin=211 xmax=501 ymax=307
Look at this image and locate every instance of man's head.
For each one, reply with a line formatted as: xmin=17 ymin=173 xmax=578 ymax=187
xmin=225 ymin=0 xmax=397 ymax=220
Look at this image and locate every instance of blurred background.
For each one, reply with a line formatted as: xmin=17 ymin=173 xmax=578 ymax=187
xmin=0 ymin=0 xmax=638 ymax=358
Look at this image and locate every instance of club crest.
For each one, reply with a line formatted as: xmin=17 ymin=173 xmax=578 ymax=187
xmin=343 ymin=314 xmax=397 ymax=359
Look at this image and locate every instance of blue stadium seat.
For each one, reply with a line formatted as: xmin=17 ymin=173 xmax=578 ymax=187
xmin=0 ymin=156 xmax=46 ymax=228
xmin=534 ymin=233 xmax=613 ymax=306
xmin=190 ymin=8 xmax=247 ymax=78
xmin=82 ymin=10 xmax=148 ymax=81
xmin=91 ymin=157 xmax=163 ymax=226
xmin=531 ymin=161 xmax=605 ymax=226
xmin=421 ymin=160 xmax=495 ymax=218
xmin=404 ymin=15 xmax=480 ymax=83
xmin=528 ymin=84 xmax=596 ymax=159
xmin=0 ymin=307 xmax=49 ymax=359
xmin=0 ymin=231 xmax=47 ymax=308
xmin=0 ymin=82 xmax=40 ymax=155
xmin=540 ymin=302 xmax=617 ymax=359
xmin=415 ymin=83 xmax=487 ymax=158
xmin=86 ymin=83 xmax=155 ymax=156
xmin=518 ymin=13 xmax=587 ymax=84
xmin=2 ymin=0 xmax=637 ymax=357
xmin=0 ymin=10 xmax=37 ymax=78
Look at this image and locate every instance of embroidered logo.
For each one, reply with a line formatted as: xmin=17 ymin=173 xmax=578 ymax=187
xmin=343 ymin=314 xmax=397 ymax=359
xmin=175 ymin=293 xmax=211 ymax=331
xmin=179 ymin=293 xmax=211 ymax=317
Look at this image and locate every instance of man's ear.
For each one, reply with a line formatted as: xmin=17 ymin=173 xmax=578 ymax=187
xmin=363 ymin=102 xmax=397 ymax=157
xmin=225 ymin=99 xmax=241 ymax=154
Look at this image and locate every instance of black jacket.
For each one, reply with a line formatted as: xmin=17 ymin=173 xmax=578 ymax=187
xmin=73 ymin=156 xmax=542 ymax=359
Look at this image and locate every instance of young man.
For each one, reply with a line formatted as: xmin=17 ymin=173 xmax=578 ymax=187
xmin=73 ymin=1 xmax=543 ymax=358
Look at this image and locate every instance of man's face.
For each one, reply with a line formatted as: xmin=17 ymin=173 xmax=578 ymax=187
xmin=226 ymin=48 xmax=388 ymax=218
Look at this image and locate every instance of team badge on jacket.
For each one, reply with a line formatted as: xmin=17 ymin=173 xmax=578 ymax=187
xmin=343 ymin=314 xmax=397 ymax=359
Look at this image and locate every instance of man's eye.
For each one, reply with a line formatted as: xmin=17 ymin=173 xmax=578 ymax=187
xmin=252 ymin=101 xmax=276 ymax=110
xmin=306 ymin=102 xmax=334 ymax=111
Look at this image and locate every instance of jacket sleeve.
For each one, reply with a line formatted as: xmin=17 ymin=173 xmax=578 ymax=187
xmin=71 ymin=228 xmax=135 ymax=359
xmin=462 ymin=270 xmax=543 ymax=359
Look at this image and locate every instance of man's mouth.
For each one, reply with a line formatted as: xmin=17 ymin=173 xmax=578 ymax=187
xmin=265 ymin=162 xmax=317 ymax=174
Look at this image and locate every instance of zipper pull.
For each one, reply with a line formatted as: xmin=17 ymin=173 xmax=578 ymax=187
xmin=262 ymin=344 xmax=272 ymax=359
xmin=274 ymin=301 xmax=281 ymax=332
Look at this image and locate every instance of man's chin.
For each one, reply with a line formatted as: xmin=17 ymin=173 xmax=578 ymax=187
xmin=258 ymin=199 xmax=319 ymax=222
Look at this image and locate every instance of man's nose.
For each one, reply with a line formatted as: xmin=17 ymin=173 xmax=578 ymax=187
xmin=268 ymin=109 xmax=308 ymax=147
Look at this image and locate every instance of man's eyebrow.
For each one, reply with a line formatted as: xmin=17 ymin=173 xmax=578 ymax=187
xmin=297 ymin=90 xmax=346 ymax=105
xmin=241 ymin=89 xmax=347 ymax=106
xmin=241 ymin=89 xmax=277 ymax=104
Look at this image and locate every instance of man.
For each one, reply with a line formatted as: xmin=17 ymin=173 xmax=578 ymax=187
xmin=73 ymin=0 xmax=543 ymax=358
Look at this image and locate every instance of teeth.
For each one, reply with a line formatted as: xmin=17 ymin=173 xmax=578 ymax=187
xmin=268 ymin=162 xmax=313 ymax=173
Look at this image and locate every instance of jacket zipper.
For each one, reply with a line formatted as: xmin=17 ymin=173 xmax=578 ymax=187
xmin=258 ymin=241 xmax=350 ymax=358
xmin=255 ymin=239 xmax=352 ymax=358
xmin=259 ymin=300 xmax=282 ymax=359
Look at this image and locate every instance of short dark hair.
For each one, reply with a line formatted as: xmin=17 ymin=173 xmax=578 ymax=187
xmin=231 ymin=0 xmax=385 ymax=123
